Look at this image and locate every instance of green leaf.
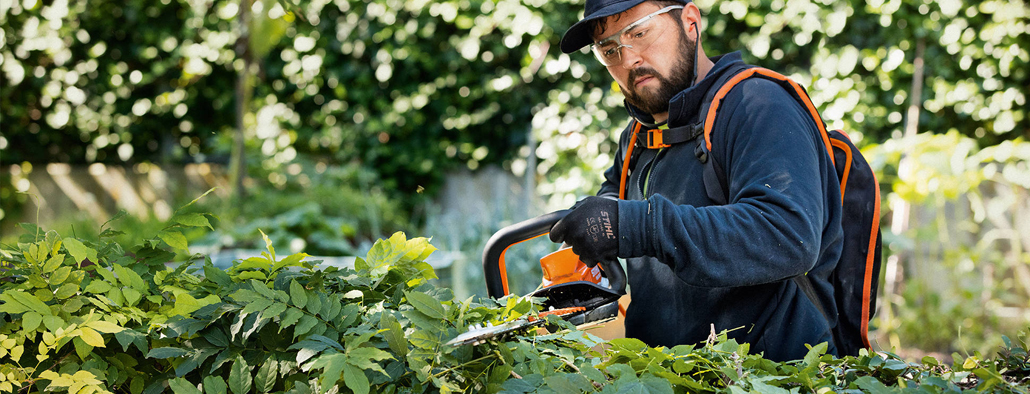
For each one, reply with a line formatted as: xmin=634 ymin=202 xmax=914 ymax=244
xmin=264 ymin=302 xmax=288 ymax=319
xmin=251 ymin=280 xmax=276 ymax=300
xmin=380 ymin=313 xmax=408 ymax=357
xmin=42 ymin=253 xmax=64 ymax=272
xmin=280 ymin=307 xmax=305 ymax=331
xmin=403 ymin=309 xmax=443 ymax=331
xmin=93 ymin=265 xmax=118 ymax=283
xmin=174 ymin=212 xmax=213 ymax=229
xmin=0 ymin=294 xmax=30 ymax=314
xmin=231 ymin=289 xmax=265 ymax=304
xmin=73 ymin=337 xmax=93 ymax=361
xmin=500 ymin=378 xmax=537 ymax=393
xmin=342 ymin=363 xmax=369 ymax=394
xmin=238 ymin=271 xmax=267 ymax=280
xmin=311 ymin=353 xmax=346 ymax=394
xmin=290 ymin=340 xmax=329 ymax=365
xmin=42 ymin=315 xmax=65 ymax=330
xmin=78 ymin=327 xmax=105 ymax=347
xmin=402 ymin=237 xmax=437 ymax=263
xmin=260 ymin=229 xmax=276 ymax=261
xmin=115 ymin=328 xmax=148 ymax=353
xmin=304 ymin=292 xmax=322 ymax=316
xmin=148 ymin=347 xmax=190 ymax=359
xmin=293 ymin=315 xmax=319 ymax=338
xmin=50 ymin=266 xmax=72 ymax=284
xmin=748 ymin=377 xmax=789 ymax=394
xmin=205 ymin=266 xmax=233 ymax=287
xmin=168 ymin=378 xmax=202 ymax=394
xmin=854 ymin=376 xmax=893 ymax=394
xmin=177 ymin=348 xmax=218 ymax=377
xmin=130 ymin=378 xmax=145 ymax=394
xmin=272 ymin=253 xmax=310 ymax=272
xmin=404 ymin=291 xmax=445 ymax=319
xmin=63 ymin=238 xmax=98 ymax=264
xmin=229 ymin=356 xmax=253 ymax=394
xmin=159 ymin=230 xmax=190 ymax=252
xmin=179 ymin=188 xmax=217 ymax=211
xmin=84 ymin=280 xmax=113 ymax=294
xmin=4 ymin=290 xmax=53 ymax=316
xmin=241 ymin=297 xmax=275 ymax=316
xmin=802 ymin=342 xmax=828 ymax=368
xmin=22 ymin=312 xmax=43 ymax=332
xmin=54 ymin=283 xmax=79 ymax=299
xmin=203 ymin=376 xmax=228 ymax=394
xmin=290 ymin=280 xmax=308 ymax=309
xmin=408 ymin=330 xmax=440 ymax=350
xmin=545 ymin=373 xmax=594 ymax=393
xmin=609 ymin=337 xmax=648 ymax=352
xmin=123 ymin=288 xmax=143 ymax=306
xmin=254 ymin=359 xmax=278 ymax=393
xmin=112 ymin=264 xmax=147 ymax=290
xmin=235 ymin=257 xmax=273 ymax=272
xmin=346 ymin=347 xmax=393 ymax=375
xmin=172 ymin=293 xmax=207 ymax=316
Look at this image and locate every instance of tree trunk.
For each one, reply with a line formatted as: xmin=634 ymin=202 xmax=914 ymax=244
xmin=882 ymin=37 xmax=925 ymax=346
xmin=228 ymin=0 xmax=253 ymax=212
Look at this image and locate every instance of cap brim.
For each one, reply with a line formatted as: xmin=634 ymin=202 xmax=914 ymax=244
xmin=559 ymin=0 xmax=690 ymax=54
xmin=559 ymin=1 xmax=644 ymax=54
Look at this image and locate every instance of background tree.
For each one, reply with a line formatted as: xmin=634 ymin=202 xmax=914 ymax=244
xmin=2 ymin=0 xmax=1028 ymax=357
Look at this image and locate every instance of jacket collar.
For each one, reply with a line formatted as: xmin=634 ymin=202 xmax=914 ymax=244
xmin=625 ymin=51 xmax=744 ymax=129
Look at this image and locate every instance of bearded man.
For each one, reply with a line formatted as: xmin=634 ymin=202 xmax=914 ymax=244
xmin=548 ymin=0 xmax=845 ymax=361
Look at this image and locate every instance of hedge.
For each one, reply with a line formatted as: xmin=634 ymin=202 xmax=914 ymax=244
xmin=0 ymin=207 xmax=1028 ymax=393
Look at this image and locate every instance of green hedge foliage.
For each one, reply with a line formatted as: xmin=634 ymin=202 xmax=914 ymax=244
xmin=1 ymin=209 xmax=1028 ymax=393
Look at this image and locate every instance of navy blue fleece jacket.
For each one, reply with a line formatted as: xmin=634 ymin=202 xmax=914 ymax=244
xmin=597 ymin=52 xmax=843 ymax=361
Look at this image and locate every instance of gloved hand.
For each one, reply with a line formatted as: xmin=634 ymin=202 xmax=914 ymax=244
xmin=549 ymin=196 xmax=618 ymax=267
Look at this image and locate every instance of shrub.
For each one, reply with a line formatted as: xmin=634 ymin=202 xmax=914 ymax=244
xmin=1 ymin=211 xmax=1028 ymax=393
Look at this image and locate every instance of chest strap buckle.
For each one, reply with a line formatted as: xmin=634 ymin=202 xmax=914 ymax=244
xmin=643 ymin=123 xmax=705 ymax=150
xmin=645 ymin=128 xmax=671 ymax=149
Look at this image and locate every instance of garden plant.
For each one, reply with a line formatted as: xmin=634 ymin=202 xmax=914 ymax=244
xmin=1 ymin=199 xmax=1028 ymax=393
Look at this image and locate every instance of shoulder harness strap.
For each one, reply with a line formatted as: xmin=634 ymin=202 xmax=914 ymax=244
xmin=696 ymin=66 xmax=837 ymax=205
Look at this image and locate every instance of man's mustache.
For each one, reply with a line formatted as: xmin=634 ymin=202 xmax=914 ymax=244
xmin=627 ymin=68 xmax=661 ymax=90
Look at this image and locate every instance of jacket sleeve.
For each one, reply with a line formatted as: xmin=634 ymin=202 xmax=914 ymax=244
xmin=617 ymin=78 xmax=841 ymax=288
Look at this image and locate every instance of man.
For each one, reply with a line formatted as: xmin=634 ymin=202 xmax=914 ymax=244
xmin=548 ymin=0 xmax=844 ymax=361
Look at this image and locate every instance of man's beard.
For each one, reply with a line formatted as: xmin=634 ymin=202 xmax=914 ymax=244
xmin=623 ymin=25 xmax=697 ymax=117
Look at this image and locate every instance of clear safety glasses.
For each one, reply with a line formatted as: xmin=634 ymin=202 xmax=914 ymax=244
xmin=590 ymin=5 xmax=684 ymax=67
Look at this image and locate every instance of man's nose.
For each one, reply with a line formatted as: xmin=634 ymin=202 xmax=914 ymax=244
xmin=618 ymin=46 xmax=644 ymax=69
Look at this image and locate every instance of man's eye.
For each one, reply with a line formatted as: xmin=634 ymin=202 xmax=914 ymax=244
xmin=632 ymin=29 xmax=648 ymax=39
xmin=603 ymin=47 xmax=619 ymax=57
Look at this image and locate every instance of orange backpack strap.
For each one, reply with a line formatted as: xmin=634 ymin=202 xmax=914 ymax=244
xmin=618 ymin=122 xmax=643 ymax=200
xmin=702 ymin=68 xmax=835 ymax=167
xmin=696 ymin=66 xmax=835 ymax=205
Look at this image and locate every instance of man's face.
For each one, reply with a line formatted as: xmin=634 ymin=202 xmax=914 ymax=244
xmin=593 ymin=3 xmax=696 ymax=117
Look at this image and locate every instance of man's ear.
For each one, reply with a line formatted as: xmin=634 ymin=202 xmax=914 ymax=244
xmin=680 ymin=2 xmax=702 ymax=33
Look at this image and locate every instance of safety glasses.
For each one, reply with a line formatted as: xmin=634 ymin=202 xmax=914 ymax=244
xmin=591 ymin=5 xmax=683 ymax=67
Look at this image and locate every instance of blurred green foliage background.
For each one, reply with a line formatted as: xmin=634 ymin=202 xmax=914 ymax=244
xmin=1 ymin=0 xmax=1028 ymax=359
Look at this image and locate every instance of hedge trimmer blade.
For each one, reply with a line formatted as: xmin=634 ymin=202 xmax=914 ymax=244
xmin=445 ymin=307 xmax=587 ymax=347
xmin=444 ymin=320 xmax=543 ymax=347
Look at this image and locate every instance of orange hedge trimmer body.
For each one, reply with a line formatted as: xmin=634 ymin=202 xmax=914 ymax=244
xmin=446 ymin=210 xmax=625 ymax=346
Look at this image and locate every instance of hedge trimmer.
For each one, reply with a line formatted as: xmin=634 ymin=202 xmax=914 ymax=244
xmin=446 ymin=210 xmax=626 ymax=346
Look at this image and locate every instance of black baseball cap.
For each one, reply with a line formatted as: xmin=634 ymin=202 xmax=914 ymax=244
xmin=559 ymin=0 xmax=690 ymax=54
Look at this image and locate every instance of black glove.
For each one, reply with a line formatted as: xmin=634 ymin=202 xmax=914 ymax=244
xmin=549 ymin=196 xmax=618 ymax=267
